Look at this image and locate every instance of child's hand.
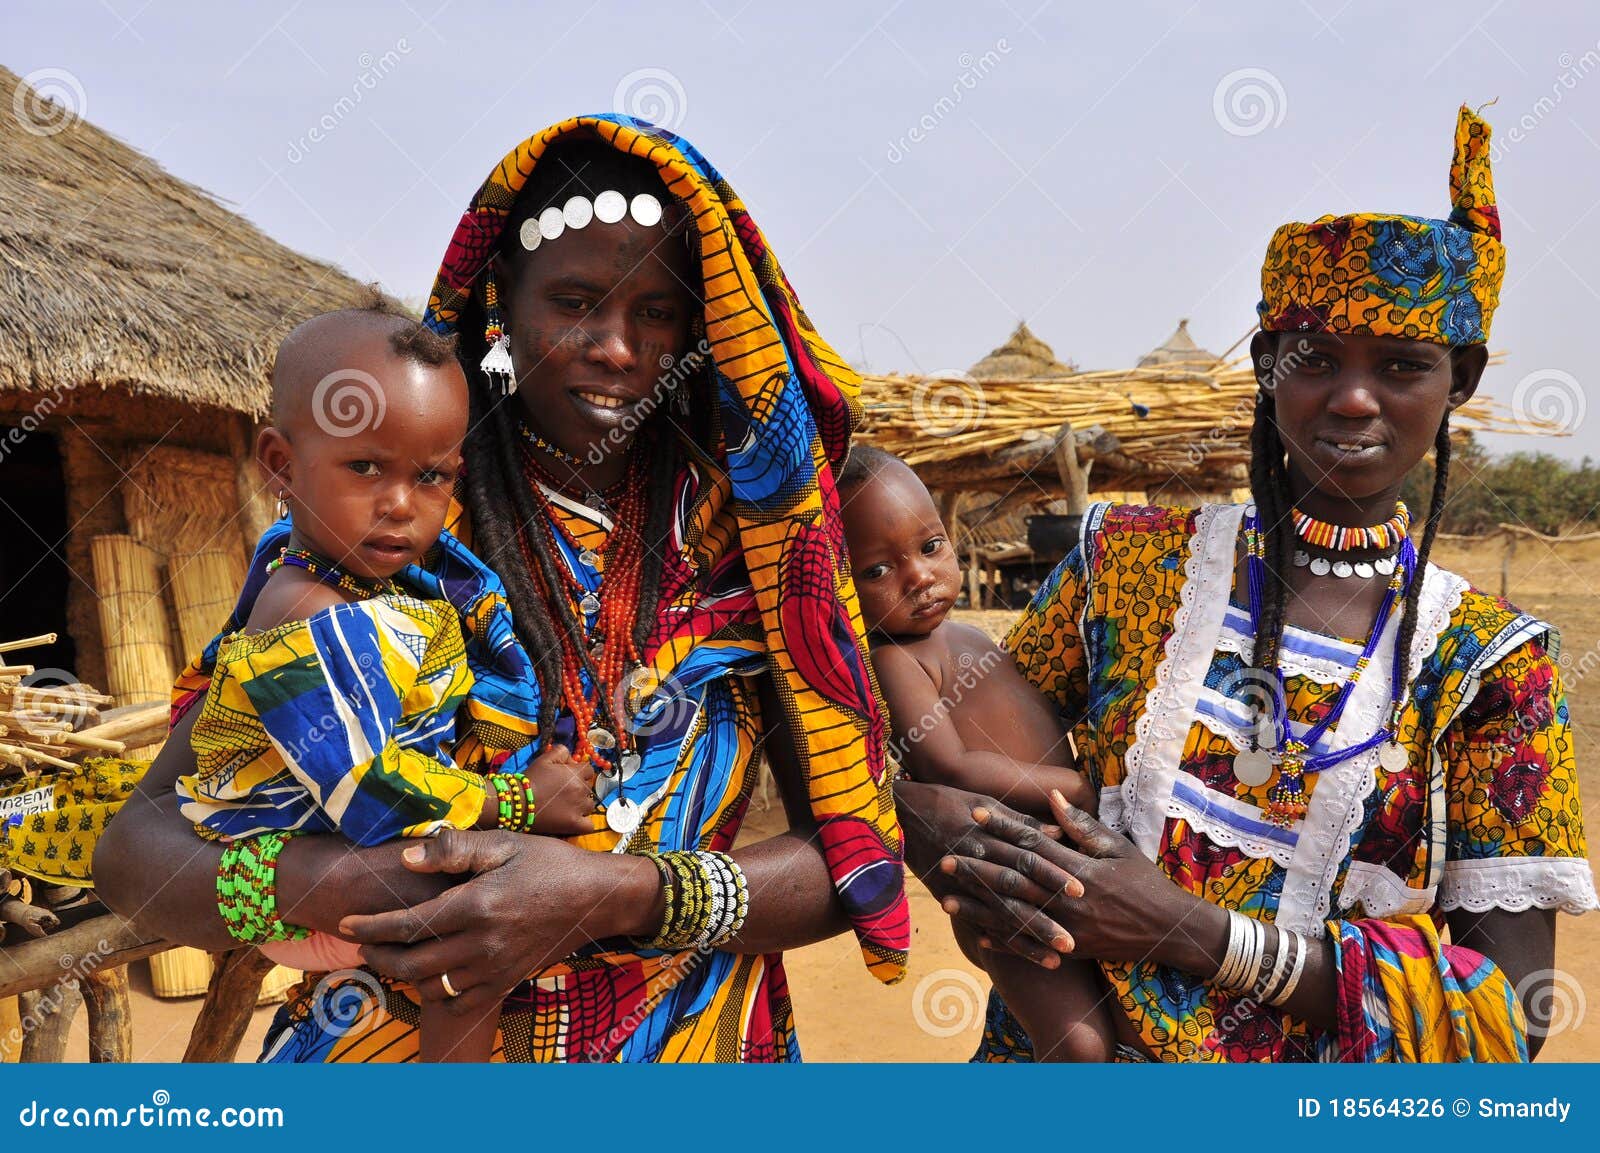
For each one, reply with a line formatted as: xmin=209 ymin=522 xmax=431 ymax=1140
xmin=522 ymin=745 xmax=598 ymax=836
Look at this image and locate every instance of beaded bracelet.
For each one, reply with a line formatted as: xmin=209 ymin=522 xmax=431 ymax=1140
xmin=638 ymin=850 xmax=750 ymax=951
xmin=486 ymin=772 xmax=537 ymax=832
xmin=217 ymin=832 xmax=311 ymax=945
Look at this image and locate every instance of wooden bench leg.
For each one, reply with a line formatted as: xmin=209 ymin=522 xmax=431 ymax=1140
xmin=19 ymin=980 xmax=84 ymax=1062
xmin=183 ymin=948 xmax=278 ymax=1063
xmin=82 ymin=964 xmax=133 ymax=1062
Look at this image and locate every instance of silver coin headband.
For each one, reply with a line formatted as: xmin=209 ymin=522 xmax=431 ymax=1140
xmin=518 ymin=191 xmax=672 ymax=251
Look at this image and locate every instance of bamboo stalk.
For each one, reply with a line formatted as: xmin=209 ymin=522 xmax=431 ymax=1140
xmin=0 ymin=635 xmax=56 ymax=655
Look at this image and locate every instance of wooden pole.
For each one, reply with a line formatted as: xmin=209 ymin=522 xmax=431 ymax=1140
xmin=0 ymin=913 xmax=167 ymax=1001
xmin=19 ymin=980 xmax=83 ymax=1062
xmin=183 ymin=948 xmax=278 ymax=1063
xmin=1053 ymin=420 xmax=1091 ymax=515
xmin=82 ymin=965 xmax=133 ymax=1062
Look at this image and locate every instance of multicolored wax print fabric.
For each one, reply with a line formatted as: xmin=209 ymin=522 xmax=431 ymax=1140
xmin=421 ymin=113 xmax=907 ymax=983
xmin=176 ymin=583 xmax=482 ymax=845
xmin=1257 ymin=106 xmax=1504 ymax=344
xmin=973 ymin=502 xmax=1597 ymax=1063
xmin=180 ymin=489 xmax=802 ymax=1061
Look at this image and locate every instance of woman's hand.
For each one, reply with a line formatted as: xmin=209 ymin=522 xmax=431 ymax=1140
xmin=941 ymin=791 xmax=1229 ymax=973
xmin=894 ymin=778 xmax=1076 ymax=968
xmin=336 ymin=828 xmax=661 ymax=1019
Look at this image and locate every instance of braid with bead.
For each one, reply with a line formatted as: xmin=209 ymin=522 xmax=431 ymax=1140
xmin=1393 ymin=417 xmax=1452 ymax=684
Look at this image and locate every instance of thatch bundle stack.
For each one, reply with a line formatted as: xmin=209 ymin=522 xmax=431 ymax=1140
xmin=856 ymin=356 xmax=1554 ymax=498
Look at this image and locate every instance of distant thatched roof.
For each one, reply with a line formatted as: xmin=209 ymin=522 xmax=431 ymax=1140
xmin=1137 ymin=318 xmax=1221 ymax=368
xmin=968 ymin=322 xmax=1077 ymax=380
xmin=0 ymin=66 xmax=384 ymax=418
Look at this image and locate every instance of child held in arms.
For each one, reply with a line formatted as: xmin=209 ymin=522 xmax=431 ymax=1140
xmin=839 ymin=445 xmax=1117 ymax=1061
xmin=176 ymin=307 xmax=594 ymax=1062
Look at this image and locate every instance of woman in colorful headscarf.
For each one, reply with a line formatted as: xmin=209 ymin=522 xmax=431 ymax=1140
xmin=91 ymin=115 xmax=908 ymax=1062
xmin=894 ymin=106 xmax=1598 ymax=1062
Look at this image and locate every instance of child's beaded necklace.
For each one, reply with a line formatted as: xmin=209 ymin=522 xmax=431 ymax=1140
xmin=265 ymin=546 xmax=400 ymax=599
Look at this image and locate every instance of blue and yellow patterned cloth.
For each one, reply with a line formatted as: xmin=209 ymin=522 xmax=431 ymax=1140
xmin=1258 ymin=105 xmax=1504 ymax=344
xmin=176 ymin=533 xmax=485 ymax=846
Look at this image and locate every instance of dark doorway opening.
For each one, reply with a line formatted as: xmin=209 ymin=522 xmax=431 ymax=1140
xmin=0 ymin=427 xmax=77 ymax=674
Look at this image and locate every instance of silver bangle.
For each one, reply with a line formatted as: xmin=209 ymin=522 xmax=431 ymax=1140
xmin=1267 ymin=930 xmax=1309 ymax=1006
xmin=1215 ymin=911 xmax=1265 ymax=991
xmin=1214 ymin=911 xmax=1247 ymax=988
xmin=1256 ymin=927 xmax=1293 ymax=1001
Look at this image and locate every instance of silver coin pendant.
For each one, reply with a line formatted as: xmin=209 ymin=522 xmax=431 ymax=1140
xmin=606 ymin=797 xmax=643 ymax=836
xmin=1378 ymin=741 xmax=1409 ymax=773
xmin=1234 ymin=747 xmax=1276 ymax=788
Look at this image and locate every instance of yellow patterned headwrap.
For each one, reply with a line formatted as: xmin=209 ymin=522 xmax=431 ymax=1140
xmin=1258 ymin=105 xmax=1504 ymax=345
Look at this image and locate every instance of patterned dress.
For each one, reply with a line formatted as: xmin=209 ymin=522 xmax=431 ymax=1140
xmin=975 ymin=503 xmax=1598 ymax=1062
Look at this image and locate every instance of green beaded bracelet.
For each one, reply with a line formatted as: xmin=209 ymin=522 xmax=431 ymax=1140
xmin=217 ymin=832 xmax=311 ymax=946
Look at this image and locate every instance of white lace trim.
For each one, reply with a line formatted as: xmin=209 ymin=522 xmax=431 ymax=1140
xmin=1118 ymin=503 xmax=1238 ymax=856
xmin=1164 ymin=778 xmax=1298 ymax=868
xmin=1438 ymin=855 xmax=1600 ymax=914
xmin=1337 ymin=860 xmax=1437 ymax=919
xmin=1215 ymin=611 xmax=1362 ymax=686
xmin=1276 ymin=564 xmax=1465 ymax=937
xmin=1114 ymin=503 xmax=1471 ymax=940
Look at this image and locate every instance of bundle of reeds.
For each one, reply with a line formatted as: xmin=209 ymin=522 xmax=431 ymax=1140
xmin=122 ymin=447 xmax=251 ymax=577
xmin=168 ymin=549 xmax=244 ymax=666
xmin=0 ymin=634 xmax=167 ymax=781
xmin=90 ymin=535 xmax=175 ymax=758
xmin=855 ymin=355 xmax=1551 ymax=488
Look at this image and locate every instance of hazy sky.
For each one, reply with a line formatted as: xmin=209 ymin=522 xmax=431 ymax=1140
xmin=9 ymin=0 xmax=1599 ymax=457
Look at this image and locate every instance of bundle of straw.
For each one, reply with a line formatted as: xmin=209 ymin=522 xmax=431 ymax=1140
xmin=856 ymin=355 xmax=1553 ymax=489
xmin=90 ymin=536 xmax=175 ymax=759
xmin=168 ymin=549 xmax=244 ymax=667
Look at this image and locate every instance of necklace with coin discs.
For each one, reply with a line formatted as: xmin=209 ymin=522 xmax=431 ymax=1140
xmin=1233 ymin=506 xmax=1417 ymax=827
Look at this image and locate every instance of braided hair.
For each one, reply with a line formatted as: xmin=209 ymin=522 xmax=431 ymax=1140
xmin=1248 ymin=337 xmax=1454 ymax=707
xmin=455 ymin=136 xmax=705 ymax=746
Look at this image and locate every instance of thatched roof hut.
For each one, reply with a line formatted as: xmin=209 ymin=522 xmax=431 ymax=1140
xmin=967 ymin=321 xmax=1077 ymax=380
xmin=1137 ymin=318 xmax=1222 ymax=369
xmin=0 ymin=65 xmax=381 ymax=688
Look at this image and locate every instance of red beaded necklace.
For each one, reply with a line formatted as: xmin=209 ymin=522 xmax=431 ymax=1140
xmin=516 ymin=437 xmax=651 ymax=772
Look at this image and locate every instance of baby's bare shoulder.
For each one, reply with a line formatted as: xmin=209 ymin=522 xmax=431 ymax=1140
xmin=243 ymin=571 xmax=351 ymax=634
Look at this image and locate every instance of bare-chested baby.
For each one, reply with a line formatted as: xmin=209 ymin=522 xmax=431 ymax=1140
xmin=838 ymin=445 xmax=1114 ymax=1061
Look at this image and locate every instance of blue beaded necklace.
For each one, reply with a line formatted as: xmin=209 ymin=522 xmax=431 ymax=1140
xmin=1237 ymin=509 xmax=1416 ymax=828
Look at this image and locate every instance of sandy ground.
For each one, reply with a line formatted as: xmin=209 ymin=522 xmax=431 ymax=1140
xmin=25 ymin=534 xmax=1600 ymax=1061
